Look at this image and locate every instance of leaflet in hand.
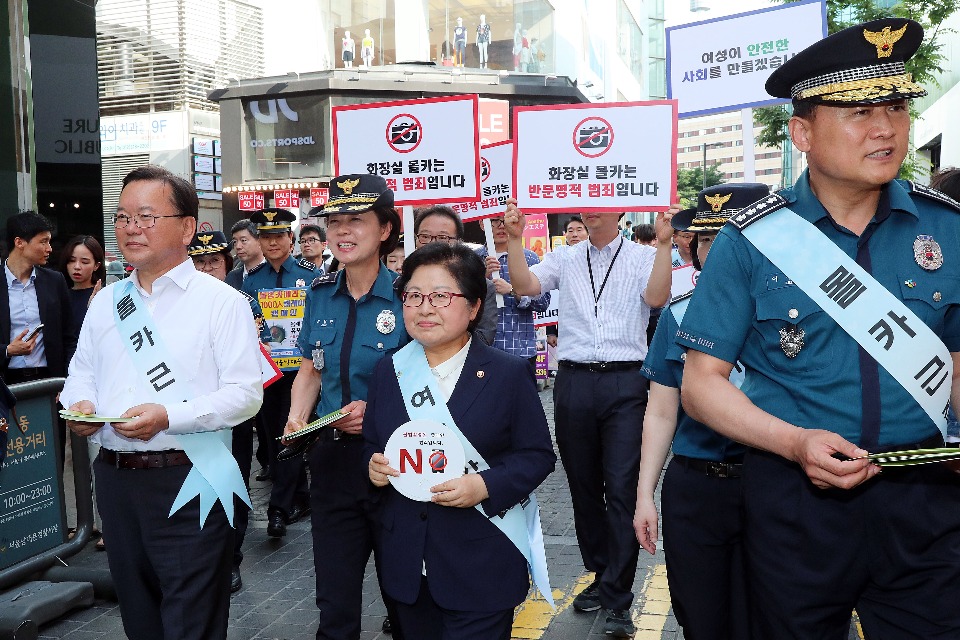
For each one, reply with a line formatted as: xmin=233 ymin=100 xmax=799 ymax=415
xmin=277 ymin=409 xmax=349 ymax=441
xmin=59 ymin=409 xmax=134 ymax=423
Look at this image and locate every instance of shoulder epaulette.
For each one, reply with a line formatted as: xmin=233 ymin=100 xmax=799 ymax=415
xmin=239 ymin=289 xmax=256 ymax=304
xmin=298 ymin=258 xmax=319 ymax=271
xmin=908 ymin=182 xmax=960 ymax=214
xmin=311 ymin=273 xmax=338 ymax=289
xmin=669 ymin=290 xmax=694 ymax=306
xmin=246 ymin=262 xmax=266 ymax=276
xmin=727 ymin=193 xmax=789 ymax=231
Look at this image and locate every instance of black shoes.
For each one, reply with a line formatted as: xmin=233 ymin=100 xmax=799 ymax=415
xmin=230 ymin=567 xmax=242 ymax=593
xmin=254 ymin=465 xmax=272 ymax=481
xmin=572 ymin=580 xmax=601 ymax=612
xmin=602 ymin=608 xmax=635 ymax=638
xmin=285 ymin=499 xmax=311 ymax=524
xmin=381 ymin=616 xmax=392 ymax=634
xmin=267 ymin=508 xmax=287 ymax=538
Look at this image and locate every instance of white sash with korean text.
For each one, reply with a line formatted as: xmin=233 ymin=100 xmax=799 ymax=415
xmin=739 ymin=206 xmax=950 ymax=436
xmin=392 ymin=341 xmax=554 ymax=607
xmin=113 ymin=280 xmax=251 ymax=528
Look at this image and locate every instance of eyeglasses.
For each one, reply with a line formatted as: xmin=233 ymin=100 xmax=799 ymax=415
xmin=300 ymin=237 xmax=322 ymax=245
xmin=490 ymin=219 xmax=506 ymax=227
xmin=193 ymin=255 xmax=225 ymax=270
xmin=114 ymin=213 xmax=186 ymax=229
xmin=415 ymin=233 xmax=458 ymax=245
xmin=401 ymin=291 xmax=468 ymax=308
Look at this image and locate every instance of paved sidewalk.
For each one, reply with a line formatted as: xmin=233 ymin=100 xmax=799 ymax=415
xmin=36 ymin=387 xmax=861 ymax=640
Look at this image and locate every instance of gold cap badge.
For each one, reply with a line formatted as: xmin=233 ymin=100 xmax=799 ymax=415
xmin=263 ymin=211 xmax=277 ymax=222
xmin=863 ymin=24 xmax=907 ymax=58
xmin=337 ymin=178 xmax=360 ymax=195
xmin=704 ymin=193 xmax=733 ymax=213
xmin=198 ymin=234 xmax=213 ymax=245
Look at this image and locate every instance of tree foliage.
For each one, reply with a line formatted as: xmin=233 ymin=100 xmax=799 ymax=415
xmin=677 ymin=165 xmax=726 ymax=207
xmin=753 ymin=0 xmax=960 ymax=179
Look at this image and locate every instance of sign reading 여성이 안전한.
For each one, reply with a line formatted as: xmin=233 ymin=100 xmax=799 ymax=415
xmin=332 ymin=94 xmax=481 ymax=207
xmin=514 ymin=101 xmax=677 ymax=214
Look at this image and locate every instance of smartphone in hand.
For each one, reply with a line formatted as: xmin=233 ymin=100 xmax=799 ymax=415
xmin=25 ymin=324 xmax=44 ymax=341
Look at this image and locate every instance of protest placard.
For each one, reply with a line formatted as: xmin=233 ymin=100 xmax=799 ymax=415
xmin=451 ymin=140 xmax=513 ymax=222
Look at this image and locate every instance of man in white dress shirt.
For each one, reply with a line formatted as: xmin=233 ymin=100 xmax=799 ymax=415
xmin=61 ymin=165 xmax=263 ymax=640
xmin=504 ymin=201 xmax=676 ymax=638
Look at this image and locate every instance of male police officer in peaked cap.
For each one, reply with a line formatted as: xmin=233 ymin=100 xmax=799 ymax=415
xmin=242 ymin=207 xmax=318 ymax=538
xmin=678 ymin=18 xmax=960 ymax=638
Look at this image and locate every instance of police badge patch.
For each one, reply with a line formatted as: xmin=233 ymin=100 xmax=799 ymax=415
xmin=914 ymin=235 xmax=943 ymax=271
xmin=779 ymin=325 xmax=805 ymax=358
xmin=376 ymin=310 xmax=396 ymax=334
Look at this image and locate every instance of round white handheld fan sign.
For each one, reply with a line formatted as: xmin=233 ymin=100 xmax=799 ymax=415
xmin=384 ymin=419 xmax=466 ymax=502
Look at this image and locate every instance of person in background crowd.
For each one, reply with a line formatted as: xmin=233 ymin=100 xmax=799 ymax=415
xmin=503 ymin=199 xmax=678 ymax=637
xmin=61 ymin=165 xmax=262 ymax=640
xmin=621 ymin=220 xmax=633 ymax=239
xmin=242 ymin=208 xmax=317 ymax=539
xmin=226 ymin=218 xmax=264 ymax=289
xmin=478 ymin=214 xmax=550 ymax=370
xmin=60 ymin=234 xmax=107 ymax=550
xmin=188 ymin=229 xmax=270 ymax=594
xmin=672 ymin=229 xmax=695 ymax=267
xmin=366 ymin=242 xmax=555 ymax=640
xmin=634 ymin=183 xmax=768 ymax=640
xmin=413 ymin=205 xmax=497 ymax=346
xmin=300 ymin=224 xmax=328 ymax=270
xmin=564 ymin=216 xmax=589 ymax=247
xmin=283 ymin=174 xmax=407 ymax=640
xmin=633 ymin=224 xmax=657 ymax=246
xmin=680 ymin=20 xmax=960 ymax=638
xmin=385 ymin=238 xmax=405 ymax=274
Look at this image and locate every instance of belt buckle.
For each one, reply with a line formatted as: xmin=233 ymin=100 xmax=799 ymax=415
xmin=706 ymin=461 xmax=728 ymax=478
xmin=589 ymin=362 xmax=607 ymax=373
xmin=332 ymin=429 xmax=341 ymax=441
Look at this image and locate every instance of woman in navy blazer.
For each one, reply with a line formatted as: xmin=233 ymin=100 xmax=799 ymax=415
xmin=366 ymin=243 xmax=555 ymax=640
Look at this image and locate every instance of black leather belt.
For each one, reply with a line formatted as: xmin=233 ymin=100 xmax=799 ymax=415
xmin=559 ymin=360 xmax=642 ymax=373
xmin=319 ymin=429 xmax=364 ymax=443
xmin=673 ymin=454 xmax=744 ymax=478
xmin=99 ymin=449 xmax=190 ymax=469
xmin=6 ymin=367 xmax=49 ymax=382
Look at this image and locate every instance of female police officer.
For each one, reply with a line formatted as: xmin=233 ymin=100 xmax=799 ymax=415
xmin=284 ymin=174 xmax=407 ymax=639
xmin=633 ymin=183 xmax=768 ymax=640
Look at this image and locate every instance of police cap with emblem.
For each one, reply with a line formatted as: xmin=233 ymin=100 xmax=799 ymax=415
xmin=673 ymin=183 xmax=770 ymax=233
xmin=187 ymin=230 xmax=230 ymax=256
xmin=251 ymin=207 xmax=297 ymax=234
xmin=765 ymin=18 xmax=927 ymax=105
xmin=321 ymin=174 xmax=394 ymax=215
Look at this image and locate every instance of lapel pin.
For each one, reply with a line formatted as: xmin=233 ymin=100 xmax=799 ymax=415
xmin=904 ymin=279 xmax=917 ymax=288
xmin=477 ymin=371 xmax=485 ymax=378
xmin=933 ymin=291 xmax=943 ymax=302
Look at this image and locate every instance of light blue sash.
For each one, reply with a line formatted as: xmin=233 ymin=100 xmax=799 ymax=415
xmin=392 ymin=341 xmax=554 ymax=607
xmin=113 ymin=279 xmax=251 ymax=528
xmin=740 ymin=206 xmax=950 ymax=436
xmin=671 ymin=295 xmax=745 ymax=389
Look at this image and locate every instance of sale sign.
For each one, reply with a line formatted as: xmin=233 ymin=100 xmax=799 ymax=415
xmin=309 ymin=188 xmax=329 ymax=207
xmin=238 ymin=192 xmax=265 ymax=211
xmin=333 ymin=94 xmax=481 ymax=206
xmin=273 ymin=189 xmax=300 ymax=208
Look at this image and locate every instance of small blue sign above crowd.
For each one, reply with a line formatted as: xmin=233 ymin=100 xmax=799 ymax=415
xmin=513 ymin=101 xmax=678 ymax=213
xmin=332 ymin=94 xmax=481 ymax=206
xmin=666 ymin=0 xmax=827 ymax=118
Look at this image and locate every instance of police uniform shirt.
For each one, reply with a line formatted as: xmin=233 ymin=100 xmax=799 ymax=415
xmin=296 ymin=263 xmax=409 ymax=417
xmin=239 ymin=289 xmax=271 ymax=343
xmin=678 ymin=171 xmax=960 ymax=447
xmin=240 ymin=255 xmax=317 ymax=298
xmin=641 ymin=301 xmax=746 ymax=462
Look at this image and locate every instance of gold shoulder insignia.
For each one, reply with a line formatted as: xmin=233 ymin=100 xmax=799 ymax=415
xmin=263 ymin=211 xmax=278 ymax=222
xmin=198 ymin=234 xmax=214 ymax=245
xmin=338 ymin=178 xmax=360 ymax=195
xmin=863 ymin=24 xmax=907 ymax=58
xmin=704 ymin=193 xmax=733 ymax=212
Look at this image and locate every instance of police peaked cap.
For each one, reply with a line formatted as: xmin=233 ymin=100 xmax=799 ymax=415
xmin=251 ymin=207 xmax=297 ymax=233
xmin=187 ymin=230 xmax=231 ymax=256
xmin=673 ymin=183 xmax=770 ymax=233
xmin=321 ymin=174 xmax=395 ymax=215
xmin=765 ymin=18 xmax=927 ymax=105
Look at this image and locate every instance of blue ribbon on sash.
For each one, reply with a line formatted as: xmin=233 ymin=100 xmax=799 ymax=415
xmin=392 ymin=341 xmax=554 ymax=607
xmin=671 ymin=295 xmax=745 ymax=389
xmin=112 ymin=280 xmax=251 ymax=528
xmin=740 ymin=206 xmax=950 ymax=436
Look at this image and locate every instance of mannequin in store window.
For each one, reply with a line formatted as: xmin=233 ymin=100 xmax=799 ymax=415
xmin=520 ymin=29 xmax=531 ymax=72
xmin=476 ymin=14 xmax=491 ymax=69
xmin=454 ymin=17 xmax=467 ymax=67
xmin=513 ymin=23 xmax=523 ymax=71
xmin=361 ymin=29 xmax=375 ymax=68
xmin=342 ymin=30 xmax=355 ymax=68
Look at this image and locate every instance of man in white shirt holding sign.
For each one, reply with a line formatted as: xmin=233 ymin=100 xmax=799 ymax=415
xmin=61 ymin=165 xmax=263 ymax=640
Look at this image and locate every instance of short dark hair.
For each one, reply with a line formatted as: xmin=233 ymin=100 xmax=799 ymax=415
xmin=394 ymin=242 xmax=486 ymax=333
xmin=792 ymin=99 xmax=818 ymax=120
xmin=625 ymin=220 xmax=632 ymax=227
xmin=633 ymin=224 xmax=656 ymax=244
xmin=299 ymin=224 xmax=325 ymax=242
xmin=231 ymin=218 xmax=258 ymax=237
xmin=413 ymin=205 xmax=464 ymax=239
xmin=121 ymin=165 xmax=199 ymax=219
xmin=564 ymin=216 xmax=585 ymax=233
xmin=7 ymin=211 xmax=53 ymax=251
xmin=930 ymin=167 xmax=960 ymax=202
xmin=373 ymin=207 xmax=401 ymax=259
xmin=59 ymin=235 xmax=106 ymax=285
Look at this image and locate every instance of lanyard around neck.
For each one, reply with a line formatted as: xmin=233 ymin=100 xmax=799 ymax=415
xmin=586 ymin=237 xmax=624 ymax=318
